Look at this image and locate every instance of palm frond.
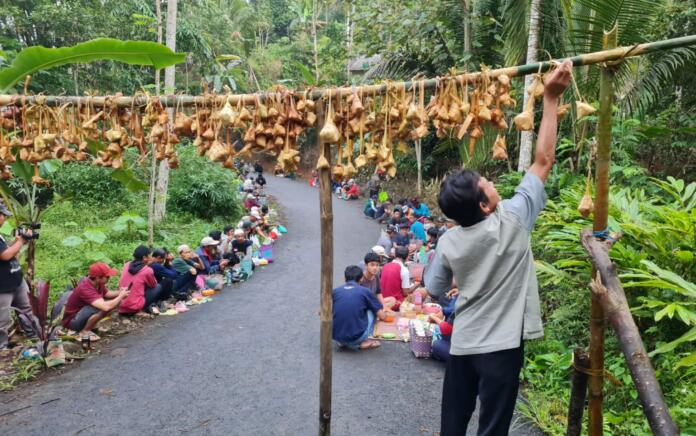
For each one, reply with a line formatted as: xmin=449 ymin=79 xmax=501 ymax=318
xmin=501 ymin=0 xmax=530 ymax=66
xmin=617 ymin=47 xmax=696 ymax=115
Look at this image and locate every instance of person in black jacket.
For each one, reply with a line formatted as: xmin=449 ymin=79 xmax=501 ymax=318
xmin=0 ymin=202 xmax=36 ymax=350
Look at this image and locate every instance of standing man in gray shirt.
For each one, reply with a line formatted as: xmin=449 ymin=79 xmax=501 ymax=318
xmin=424 ymin=60 xmax=573 ymax=436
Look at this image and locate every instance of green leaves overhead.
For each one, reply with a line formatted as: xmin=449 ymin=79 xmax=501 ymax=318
xmin=0 ymin=38 xmax=186 ymax=91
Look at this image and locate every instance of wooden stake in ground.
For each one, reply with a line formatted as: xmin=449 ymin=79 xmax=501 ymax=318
xmin=566 ymin=348 xmax=590 ymax=436
xmin=316 ymin=102 xmax=334 ymax=436
xmin=587 ymin=25 xmax=618 ymax=436
xmin=581 ymin=229 xmax=679 ymax=435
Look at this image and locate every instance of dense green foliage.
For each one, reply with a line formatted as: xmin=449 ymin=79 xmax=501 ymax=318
xmin=168 ymin=145 xmax=243 ymax=219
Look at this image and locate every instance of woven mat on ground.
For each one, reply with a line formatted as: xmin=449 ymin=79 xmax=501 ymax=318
xmin=371 ymin=315 xmax=410 ymax=342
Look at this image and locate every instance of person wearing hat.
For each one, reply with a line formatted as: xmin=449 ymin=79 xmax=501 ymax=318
xmin=61 ymin=263 xmax=129 ymax=340
xmin=231 ymin=229 xmax=253 ymax=259
xmin=196 ymin=237 xmax=229 ymax=274
xmin=0 ymin=202 xmax=36 ymax=350
xmin=243 ymin=193 xmax=260 ymax=210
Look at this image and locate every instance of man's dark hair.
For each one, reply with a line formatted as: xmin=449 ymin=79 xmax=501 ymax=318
xmin=261 ymin=205 xmax=269 ymax=214
xmin=133 ymin=245 xmax=151 ymax=260
xmin=427 ymin=227 xmax=439 ymax=238
xmin=394 ymin=246 xmax=409 ymax=261
xmin=364 ymin=252 xmax=381 ymax=265
xmin=392 ymin=209 xmax=401 ymax=216
xmin=344 ymin=265 xmax=364 ymax=282
xmin=152 ymin=248 xmax=167 ymax=259
xmin=438 ymin=169 xmax=489 ymax=227
xmin=223 ymin=226 xmax=234 ymax=234
xmin=209 ymin=230 xmax=222 ymax=241
xmin=386 ymin=225 xmax=396 ymax=234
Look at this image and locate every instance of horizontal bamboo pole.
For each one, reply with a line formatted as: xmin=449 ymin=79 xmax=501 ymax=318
xmin=0 ymin=35 xmax=694 ymax=108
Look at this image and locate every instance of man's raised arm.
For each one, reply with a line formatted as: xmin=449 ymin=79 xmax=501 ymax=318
xmin=528 ymin=60 xmax=573 ymax=183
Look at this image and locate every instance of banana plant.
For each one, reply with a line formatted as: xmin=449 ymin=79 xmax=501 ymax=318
xmin=0 ymin=37 xmax=185 ymax=286
xmin=0 ymin=38 xmax=185 ymax=92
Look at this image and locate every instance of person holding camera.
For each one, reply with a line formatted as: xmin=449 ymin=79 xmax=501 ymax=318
xmin=0 ymin=202 xmax=35 ymax=351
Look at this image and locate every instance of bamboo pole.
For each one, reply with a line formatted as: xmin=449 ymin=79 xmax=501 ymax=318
xmin=316 ymin=102 xmax=334 ymax=436
xmin=581 ymin=229 xmax=679 ymax=435
xmin=1 ymin=35 xmax=695 ymax=108
xmin=588 ymin=26 xmax=618 ymax=436
xmin=567 ymin=348 xmax=590 ymax=436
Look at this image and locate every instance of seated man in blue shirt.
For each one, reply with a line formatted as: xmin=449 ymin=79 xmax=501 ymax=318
xmin=332 ymin=265 xmax=389 ymax=350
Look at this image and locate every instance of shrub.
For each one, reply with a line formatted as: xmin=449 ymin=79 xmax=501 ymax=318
xmin=168 ymin=146 xmax=243 ymax=219
xmin=50 ymin=162 xmax=127 ymax=204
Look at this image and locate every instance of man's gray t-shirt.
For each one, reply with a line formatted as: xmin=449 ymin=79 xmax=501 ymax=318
xmin=424 ymin=172 xmax=546 ymax=355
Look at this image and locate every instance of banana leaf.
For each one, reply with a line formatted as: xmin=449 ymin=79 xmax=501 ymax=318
xmin=0 ymin=38 xmax=186 ymax=91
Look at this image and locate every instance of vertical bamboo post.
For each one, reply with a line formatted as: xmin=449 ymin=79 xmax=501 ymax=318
xmin=317 ymin=101 xmax=334 ymax=436
xmin=415 ymin=139 xmax=423 ymax=196
xmin=567 ymin=348 xmax=590 ymax=436
xmin=587 ymin=25 xmax=618 ymax=436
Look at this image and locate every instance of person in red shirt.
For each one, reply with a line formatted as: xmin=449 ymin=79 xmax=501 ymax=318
xmin=118 ymin=246 xmax=167 ymax=315
xmin=343 ymin=179 xmax=360 ymax=200
xmin=62 ymin=263 xmax=130 ymax=341
xmin=379 ymin=246 xmax=419 ymax=310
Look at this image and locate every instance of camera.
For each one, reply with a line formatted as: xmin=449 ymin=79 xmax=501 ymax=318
xmin=17 ymin=222 xmax=41 ymax=240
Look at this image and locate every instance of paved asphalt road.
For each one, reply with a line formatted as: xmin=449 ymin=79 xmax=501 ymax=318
xmin=0 ymin=176 xmax=540 ymax=435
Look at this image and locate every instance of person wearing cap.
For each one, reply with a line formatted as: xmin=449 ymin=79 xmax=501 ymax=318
xmin=0 ymin=202 xmax=36 ymax=350
xmin=62 ymin=263 xmax=129 ymax=340
xmin=231 ymin=229 xmax=253 ymax=259
xmin=243 ymin=193 xmax=259 ymax=210
xmin=196 ymin=237 xmax=228 ymax=274
xmin=119 ymin=246 xmax=170 ymax=315
xmin=172 ymin=245 xmax=205 ymax=292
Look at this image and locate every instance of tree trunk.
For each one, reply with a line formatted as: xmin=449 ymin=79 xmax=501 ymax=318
xmin=154 ymin=0 xmax=177 ymax=223
xmin=346 ymin=1 xmax=354 ymax=78
xmin=463 ymin=0 xmax=471 ymax=54
xmin=567 ymin=348 xmax=590 ymax=436
xmin=581 ymin=229 xmax=679 ymax=436
xmin=517 ymin=0 xmax=542 ymax=172
xmin=588 ymin=26 xmax=618 ymax=436
xmin=316 ymin=102 xmax=333 ymax=436
xmin=72 ymin=66 xmax=79 ymax=96
xmin=148 ymin=0 xmax=163 ymax=245
xmin=415 ymin=139 xmax=422 ymax=196
xmin=311 ymin=0 xmax=320 ymax=83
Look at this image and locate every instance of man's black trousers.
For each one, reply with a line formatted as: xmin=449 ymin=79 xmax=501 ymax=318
xmin=440 ymin=343 xmax=525 ymax=436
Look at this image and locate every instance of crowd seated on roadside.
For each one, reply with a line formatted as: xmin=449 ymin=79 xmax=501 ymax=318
xmin=332 ymin=181 xmax=458 ymax=357
xmin=54 ymin=163 xmax=286 ymax=343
